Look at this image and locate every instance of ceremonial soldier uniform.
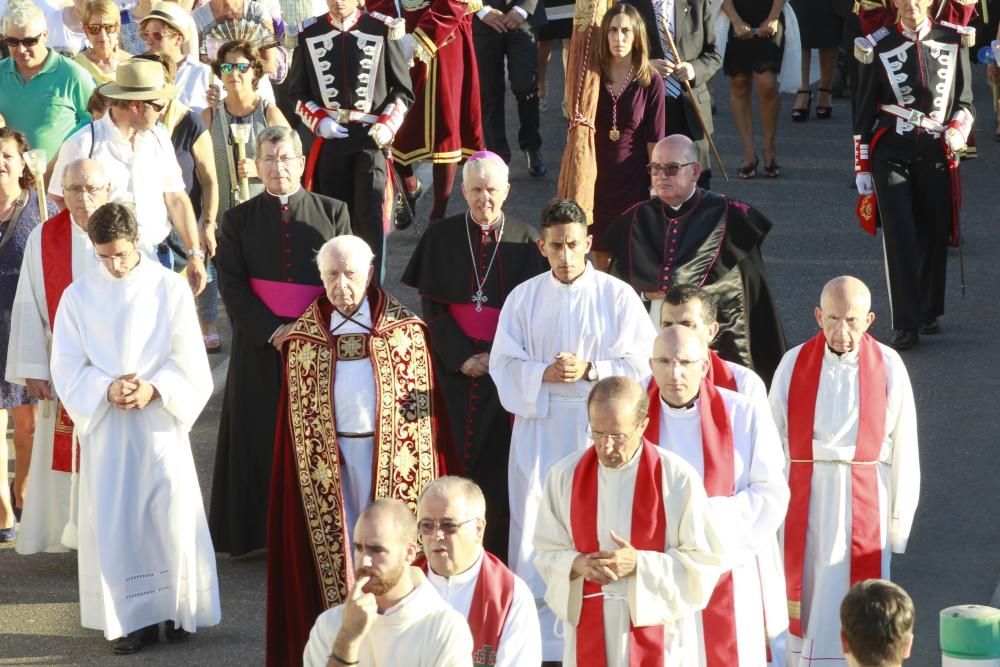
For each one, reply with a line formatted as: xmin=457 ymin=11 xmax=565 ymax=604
xmin=853 ymin=19 xmax=974 ymax=349
xmin=855 ymin=0 xmax=978 ymax=34
xmin=289 ymin=8 xmax=414 ymax=280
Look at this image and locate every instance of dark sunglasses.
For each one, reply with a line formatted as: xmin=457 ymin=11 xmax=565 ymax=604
xmin=219 ymin=62 xmax=252 ymax=74
xmin=143 ymin=100 xmax=166 ymax=112
xmin=85 ymin=23 xmax=119 ymax=35
xmin=5 ymin=34 xmax=42 ymax=48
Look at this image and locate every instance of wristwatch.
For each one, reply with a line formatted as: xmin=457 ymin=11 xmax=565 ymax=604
xmin=586 ymin=363 xmax=598 ymax=382
xmin=187 ymin=248 xmax=205 ymax=259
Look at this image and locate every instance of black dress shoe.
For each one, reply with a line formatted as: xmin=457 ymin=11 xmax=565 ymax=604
xmin=524 ymin=149 xmax=547 ymax=177
xmin=165 ymin=620 xmax=190 ymax=643
xmin=887 ymin=329 xmax=919 ymax=351
xmin=112 ymin=625 xmax=159 ymax=654
xmin=919 ymin=319 xmax=940 ymax=335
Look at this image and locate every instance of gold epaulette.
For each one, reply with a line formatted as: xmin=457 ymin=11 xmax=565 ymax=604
xmin=854 ymin=27 xmax=890 ymax=64
xmin=853 ymin=0 xmax=886 ymax=14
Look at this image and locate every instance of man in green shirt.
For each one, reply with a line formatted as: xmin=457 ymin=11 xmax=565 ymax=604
xmin=0 ymin=1 xmax=94 ymax=164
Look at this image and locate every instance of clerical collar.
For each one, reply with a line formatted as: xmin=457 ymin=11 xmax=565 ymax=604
xmin=664 ymin=187 xmax=698 ymax=213
xmin=898 ymin=19 xmax=930 ymax=41
xmin=330 ymin=297 xmax=372 ymax=334
xmin=469 ymin=210 xmax=503 ymax=233
xmin=661 ymin=393 xmax=699 ymax=413
xmin=428 ymin=548 xmax=484 ymax=585
xmin=266 ymin=185 xmax=301 ymax=206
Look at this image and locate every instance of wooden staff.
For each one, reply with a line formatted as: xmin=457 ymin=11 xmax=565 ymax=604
xmin=661 ymin=19 xmax=728 ymax=180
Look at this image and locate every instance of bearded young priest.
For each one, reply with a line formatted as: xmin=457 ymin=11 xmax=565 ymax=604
xmin=417 ymin=476 xmax=541 ymax=667
xmin=401 ymin=151 xmax=547 ymax=559
xmin=768 ymin=276 xmax=920 ymax=667
xmin=533 ymin=376 xmax=728 ymax=666
xmin=645 ymin=326 xmax=789 ymax=666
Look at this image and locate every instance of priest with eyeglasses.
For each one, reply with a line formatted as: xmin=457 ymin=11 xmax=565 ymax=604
xmin=401 ymin=150 xmax=547 ymax=559
xmin=606 ymin=134 xmax=786 ymax=385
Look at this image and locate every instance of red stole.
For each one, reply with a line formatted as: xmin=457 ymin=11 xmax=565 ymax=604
xmin=419 ymin=551 xmax=516 ymax=666
xmin=706 ymin=350 xmax=737 ymax=392
xmin=784 ymin=333 xmax=887 ymax=637
xmin=643 ymin=378 xmax=739 ymax=666
xmin=570 ymin=440 xmax=666 ymax=667
xmin=40 ymin=211 xmax=77 ymax=473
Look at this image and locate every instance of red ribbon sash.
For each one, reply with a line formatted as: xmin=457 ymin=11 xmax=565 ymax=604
xmin=706 ymin=350 xmax=737 ymax=392
xmin=643 ymin=378 xmax=738 ymax=665
xmin=784 ymin=332 xmax=887 ymax=637
xmin=40 ymin=211 xmax=77 ymax=473
xmin=570 ymin=440 xmax=667 ymax=666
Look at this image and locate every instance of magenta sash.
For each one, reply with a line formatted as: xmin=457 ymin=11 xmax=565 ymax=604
xmin=250 ymin=278 xmax=325 ymax=318
xmin=448 ymin=303 xmax=501 ymax=341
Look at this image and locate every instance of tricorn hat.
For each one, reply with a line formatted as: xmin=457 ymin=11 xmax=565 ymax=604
xmin=97 ymin=58 xmax=179 ymax=101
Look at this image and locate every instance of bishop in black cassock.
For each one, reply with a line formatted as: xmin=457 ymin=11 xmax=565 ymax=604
xmin=401 ymin=152 xmax=546 ymax=558
xmin=212 ymin=182 xmax=351 ymax=556
xmin=607 ymin=137 xmax=786 ymax=385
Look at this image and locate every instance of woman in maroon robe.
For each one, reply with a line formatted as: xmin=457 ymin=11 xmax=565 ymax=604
xmin=590 ymin=3 xmax=665 ymax=271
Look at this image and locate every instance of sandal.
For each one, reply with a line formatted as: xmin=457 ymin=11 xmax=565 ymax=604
xmin=203 ymin=333 xmax=222 ymax=354
xmin=815 ymin=88 xmax=833 ymax=120
xmin=737 ymin=156 xmax=759 ymax=180
xmin=791 ymin=89 xmax=812 ymax=122
xmin=764 ymin=161 xmax=781 ymax=178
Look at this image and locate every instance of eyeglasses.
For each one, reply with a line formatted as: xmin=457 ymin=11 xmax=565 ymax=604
xmin=139 ymin=29 xmax=177 ymax=42
xmin=5 ymin=34 xmax=42 ymax=48
xmin=589 ymin=425 xmax=641 ymax=445
xmin=650 ymin=356 xmax=705 ymax=369
xmin=260 ymin=155 xmax=303 ymax=166
xmin=64 ymin=183 xmax=108 ymax=196
xmin=84 ymin=23 xmax=119 ymax=35
xmin=143 ymin=100 xmax=166 ymax=112
xmin=416 ymin=518 xmax=477 ymax=535
xmin=94 ymin=246 xmax=136 ymax=266
xmin=647 ymin=162 xmax=696 ymax=176
xmin=219 ymin=62 xmax=252 ymax=74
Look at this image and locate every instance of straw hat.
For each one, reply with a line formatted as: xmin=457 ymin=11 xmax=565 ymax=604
xmin=97 ymin=58 xmax=179 ymax=101
xmin=139 ymin=1 xmax=194 ymax=45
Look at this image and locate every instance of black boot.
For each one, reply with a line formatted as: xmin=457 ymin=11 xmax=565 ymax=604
xmin=112 ymin=624 xmax=159 ymax=655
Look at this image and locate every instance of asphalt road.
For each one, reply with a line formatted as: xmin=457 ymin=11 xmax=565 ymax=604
xmin=3 ymin=48 xmax=1000 ymax=666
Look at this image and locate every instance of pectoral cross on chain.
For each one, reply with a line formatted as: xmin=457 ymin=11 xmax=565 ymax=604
xmin=472 ymin=290 xmax=488 ymax=312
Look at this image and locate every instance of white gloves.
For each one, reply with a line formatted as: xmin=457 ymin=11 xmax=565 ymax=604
xmin=944 ymin=127 xmax=966 ymax=153
xmin=369 ymin=122 xmax=393 ymax=148
xmin=856 ymin=173 xmax=874 ymax=196
xmin=400 ymin=34 xmax=417 ymax=66
xmin=317 ymin=117 xmax=349 ymax=139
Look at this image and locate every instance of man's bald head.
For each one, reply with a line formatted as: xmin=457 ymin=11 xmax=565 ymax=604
xmin=650 ymin=326 xmax=710 ymax=407
xmin=357 ymin=498 xmax=418 ymax=543
xmin=587 ymin=377 xmax=650 ymax=468
xmin=815 ymin=276 xmax=875 ymax=354
xmin=61 ymin=159 xmax=111 ymax=230
xmin=650 ymin=135 xmax=701 ymax=207
xmin=587 ymin=376 xmax=649 ymax=424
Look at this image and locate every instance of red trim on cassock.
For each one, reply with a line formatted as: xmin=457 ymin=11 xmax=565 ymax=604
xmin=783 ymin=333 xmax=887 ymax=638
xmin=571 ymin=440 xmax=667 ymax=666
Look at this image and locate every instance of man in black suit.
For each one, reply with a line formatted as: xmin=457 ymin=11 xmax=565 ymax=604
xmin=473 ymin=0 xmax=548 ymax=177
xmin=629 ymin=0 xmax=721 ymax=187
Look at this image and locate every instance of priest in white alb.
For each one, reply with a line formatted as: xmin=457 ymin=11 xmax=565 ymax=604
xmin=417 ymin=476 xmax=541 ymax=667
xmin=533 ymin=376 xmax=727 ymax=666
xmin=489 ymin=198 xmax=656 ymax=659
xmin=6 ymin=158 xmax=106 ymax=555
xmin=50 ymin=203 xmax=220 ymax=655
xmin=646 ymin=326 xmax=789 ymax=665
xmin=768 ymin=276 xmax=920 ymax=667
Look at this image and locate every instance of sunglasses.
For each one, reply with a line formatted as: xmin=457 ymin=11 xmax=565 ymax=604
xmin=646 ymin=162 xmax=696 ymax=176
xmin=5 ymin=34 xmax=42 ymax=48
xmin=85 ymin=23 xmax=119 ymax=35
xmin=219 ymin=62 xmax=252 ymax=74
xmin=143 ymin=100 xmax=166 ymax=112
xmin=139 ymin=29 xmax=177 ymax=42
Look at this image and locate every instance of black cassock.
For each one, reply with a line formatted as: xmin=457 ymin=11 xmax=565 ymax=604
xmin=608 ymin=190 xmax=786 ymax=385
xmin=402 ymin=212 xmax=547 ymax=558
xmin=211 ymin=188 xmax=351 ymax=556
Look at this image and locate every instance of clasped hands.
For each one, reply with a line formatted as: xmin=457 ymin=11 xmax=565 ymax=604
xmin=107 ymin=373 xmax=158 ymax=410
xmin=650 ymin=59 xmax=694 ymax=83
xmin=481 ymin=7 xmax=525 ymax=32
xmin=542 ymin=352 xmax=589 ymax=383
xmin=460 ymin=352 xmax=490 ymax=377
xmin=733 ymin=17 xmax=778 ymax=40
xmin=571 ymin=531 xmax=637 ymax=585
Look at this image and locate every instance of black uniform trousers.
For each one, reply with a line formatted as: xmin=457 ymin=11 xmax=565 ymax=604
xmin=473 ymin=20 xmax=543 ymax=159
xmin=871 ymin=131 xmax=952 ymax=331
xmin=314 ymin=128 xmax=387 ymax=281
xmin=665 ymin=95 xmax=712 ymax=190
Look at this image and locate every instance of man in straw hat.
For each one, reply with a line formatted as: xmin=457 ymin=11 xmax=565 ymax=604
xmin=49 ymin=58 xmax=208 ymax=295
xmin=138 ymin=1 xmax=212 ymax=112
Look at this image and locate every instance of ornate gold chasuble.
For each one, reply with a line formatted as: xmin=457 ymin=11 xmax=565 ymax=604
xmin=282 ymin=290 xmax=439 ymax=608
